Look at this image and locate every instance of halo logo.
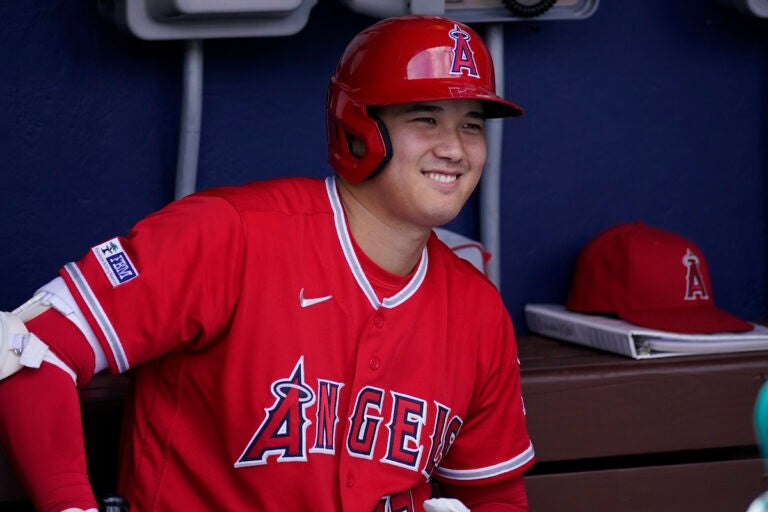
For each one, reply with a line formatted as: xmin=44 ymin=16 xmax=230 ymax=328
xmin=448 ymin=24 xmax=479 ymax=78
xmin=683 ymin=248 xmax=708 ymax=301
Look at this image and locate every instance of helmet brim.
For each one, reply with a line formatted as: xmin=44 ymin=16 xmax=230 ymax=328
xmin=360 ymin=81 xmax=524 ymax=118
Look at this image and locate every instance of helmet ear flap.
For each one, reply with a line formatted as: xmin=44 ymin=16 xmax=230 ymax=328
xmin=362 ymin=114 xmax=392 ymax=181
xmin=327 ymin=82 xmax=391 ymax=183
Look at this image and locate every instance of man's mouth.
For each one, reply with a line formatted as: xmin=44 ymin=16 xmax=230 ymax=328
xmin=423 ymin=171 xmax=458 ymax=184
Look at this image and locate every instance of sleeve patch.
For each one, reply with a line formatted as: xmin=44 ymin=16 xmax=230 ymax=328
xmin=91 ymin=238 xmax=139 ymax=287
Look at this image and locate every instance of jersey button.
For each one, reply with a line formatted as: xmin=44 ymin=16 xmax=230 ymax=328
xmin=373 ymin=315 xmax=384 ymax=328
xmin=346 ymin=472 xmax=355 ymax=487
xmin=369 ymin=356 xmax=381 ymax=370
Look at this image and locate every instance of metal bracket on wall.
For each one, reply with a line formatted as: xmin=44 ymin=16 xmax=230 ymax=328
xmin=97 ymin=0 xmax=318 ymax=40
xmin=338 ymin=0 xmax=598 ymax=23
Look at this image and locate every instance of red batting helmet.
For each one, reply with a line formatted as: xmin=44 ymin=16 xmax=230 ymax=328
xmin=326 ymin=15 xmax=524 ymax=183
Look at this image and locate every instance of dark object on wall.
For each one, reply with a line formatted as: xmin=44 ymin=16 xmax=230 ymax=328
xmin=503 ymin=0 xmax=557 ymax=17
xmin=715 ymin=0 xmax=768 ymax=18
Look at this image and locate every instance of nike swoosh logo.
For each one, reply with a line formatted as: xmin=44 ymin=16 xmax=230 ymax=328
xmin=299 ymin=288 xmax=333 ymax=308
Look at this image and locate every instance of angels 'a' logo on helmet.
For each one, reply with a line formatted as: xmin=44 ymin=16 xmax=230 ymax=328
xmin=448 ymin=24 xmax=480 ymax=78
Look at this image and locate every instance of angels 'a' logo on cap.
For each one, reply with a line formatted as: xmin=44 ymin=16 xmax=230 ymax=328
xmin=448 ymin=24 xmax=480 ymax=78
xmin=683 ymin=248 xmax=709 ymax=301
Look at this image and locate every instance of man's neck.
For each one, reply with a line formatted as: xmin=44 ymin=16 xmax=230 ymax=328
xmin=336 ymin=179 xmax=430 ymax=277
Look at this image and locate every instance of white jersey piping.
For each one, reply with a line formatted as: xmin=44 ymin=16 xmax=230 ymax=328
xmin=434 ymin=442 xmax=535 ymax=481
xmin=325 ymin=176 xmax=427 ymax=311
xmin=63 ymin=262 xmax=130 ymax=373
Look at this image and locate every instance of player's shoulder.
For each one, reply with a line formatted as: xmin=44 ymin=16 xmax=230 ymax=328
xmin=427 ymin=234 xmax=511 ymax=331
xmin=428 ymin=231 xmax=497 ymax=294
xmin=195 ymin=176 xmax=328 ymax=215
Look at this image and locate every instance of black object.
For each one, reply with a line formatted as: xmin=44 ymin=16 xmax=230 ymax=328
xmin=100 ymin=495 xmax=129 ymax=512
xmin=503 ymin=0 xmax=558 ymax=17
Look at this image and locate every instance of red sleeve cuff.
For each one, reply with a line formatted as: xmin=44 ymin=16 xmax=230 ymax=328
xmin=439 ymin=473 xmax=529 ymax=511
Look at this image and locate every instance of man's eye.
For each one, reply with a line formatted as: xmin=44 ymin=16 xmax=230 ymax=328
xmin=413 ymin=117 xmax=437 ymax=125
xmin=464 ymin=122 xmax=484 ymax=132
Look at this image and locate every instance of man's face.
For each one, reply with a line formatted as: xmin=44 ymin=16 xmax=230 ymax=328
xmin=363 ymin=99 xmax=487 ymax=231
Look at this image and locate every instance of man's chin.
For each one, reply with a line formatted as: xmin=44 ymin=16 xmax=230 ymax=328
xmin=422 ymin=209 xmax=462 ymax=229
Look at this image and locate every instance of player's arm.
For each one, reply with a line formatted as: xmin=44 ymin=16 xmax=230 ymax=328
xmin=0 ymin=279 xmax=109 ymax=512
xmin=432 ymin=301 xmax=533 ymax=512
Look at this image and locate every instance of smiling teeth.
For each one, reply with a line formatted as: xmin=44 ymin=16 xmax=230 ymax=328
xmin=425 ymin=172 xmax=457 ymax=183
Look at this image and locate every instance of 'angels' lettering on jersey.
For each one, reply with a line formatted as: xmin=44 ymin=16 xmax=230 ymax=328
xmin=234 ymin=357 xmax=463 ymax=481
xmin=374 ymin=490 xmax=416 ymax=512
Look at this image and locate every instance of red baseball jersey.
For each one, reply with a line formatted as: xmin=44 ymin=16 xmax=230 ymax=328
xmin=59 ymin=176 xmax=534 ymax=511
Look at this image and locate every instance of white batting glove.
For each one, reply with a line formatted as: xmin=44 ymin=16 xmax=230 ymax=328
xmin=423 ymin=497 xmax=470 ymax=512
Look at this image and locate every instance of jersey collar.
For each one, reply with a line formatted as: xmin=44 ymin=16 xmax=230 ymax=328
xmin=325 ymin=176 xmax=428 ymax=310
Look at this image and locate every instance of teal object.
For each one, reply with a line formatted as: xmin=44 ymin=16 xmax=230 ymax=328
xmin=747 ymin=382 xmax=768 ymax=511
xmin=755 ymin=381 xmax=768 ymax=463
xmin=748 ymin=493 xmax=768 ymax=512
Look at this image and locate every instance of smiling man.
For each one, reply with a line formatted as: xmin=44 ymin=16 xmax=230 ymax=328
xmin=337 ymin=100 xmax=488 ymax=277
xmin=0 ymin=15 xmax=534 ymax=512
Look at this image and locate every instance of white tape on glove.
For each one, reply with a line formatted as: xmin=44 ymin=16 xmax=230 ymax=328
xmin=0 ymin=310 xmax=56 ymax=380
xmin=423 ymin=497 xmax=471 ymax=512
xmin=0 ymin=311 xmax=28 ymax=379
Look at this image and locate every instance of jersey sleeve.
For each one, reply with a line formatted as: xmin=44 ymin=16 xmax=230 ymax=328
xmin=435 ymin=302 xmax=535 ymax=485
xmin=440 ymin=473 xmax=528 ymax=510
xmin=59 ymin=193 xmax=246 ymax=373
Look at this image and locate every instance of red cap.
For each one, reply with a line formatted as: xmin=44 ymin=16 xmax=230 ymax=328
xmin=566 ymin=222 xmax=753 ymax=334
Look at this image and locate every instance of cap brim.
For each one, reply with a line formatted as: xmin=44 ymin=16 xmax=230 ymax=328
xmin=620 ymin=306 xmax=754 ymax=334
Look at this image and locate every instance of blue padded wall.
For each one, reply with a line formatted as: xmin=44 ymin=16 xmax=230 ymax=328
xmin=1 ymin=1 xmax=766 ymax=333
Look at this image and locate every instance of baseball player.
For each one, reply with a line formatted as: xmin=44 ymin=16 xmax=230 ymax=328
xmin=0 ymin=15 xmax=535 ymax=511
